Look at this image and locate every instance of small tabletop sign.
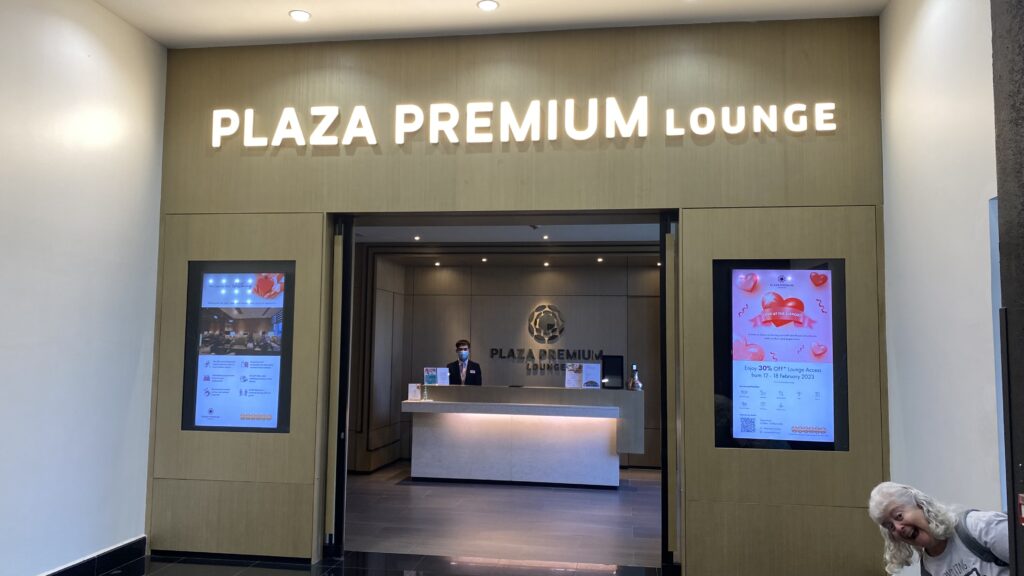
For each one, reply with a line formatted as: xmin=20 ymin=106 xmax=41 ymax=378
xmin=408 ymin=383 xmax=423 ymax=401
xmin=565 ymin=363 xmax=583 ymax=388
xmin=582 ymin=363 xmax=602 ymax=388
xmin=423 ymin=367 xmax=450 ymax=386
xmin=566 ymin=363 xmax=602 ymax=388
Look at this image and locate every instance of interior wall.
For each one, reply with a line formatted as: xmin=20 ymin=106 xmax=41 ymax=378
xmin=0 ymin=1 xmax=165 ymax=575
xmin=350 ymin=259 xmax=662 ymax=470
xmin=880 ymin=0 xmax=1002 ymax=520
xmin=348 ymin=258 xmax=408 ymax=472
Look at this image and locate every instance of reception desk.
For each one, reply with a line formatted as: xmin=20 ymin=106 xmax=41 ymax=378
xmin=402 ymin=387 xmax=644 ymax=487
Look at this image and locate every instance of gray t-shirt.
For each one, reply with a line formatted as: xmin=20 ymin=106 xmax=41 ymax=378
xmin=922 ymin=510 xmax=1010 ymax=576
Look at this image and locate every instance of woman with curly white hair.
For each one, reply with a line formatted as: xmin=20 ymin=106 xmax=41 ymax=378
xmin=867 ymin=481 xmax=1010 ymax=576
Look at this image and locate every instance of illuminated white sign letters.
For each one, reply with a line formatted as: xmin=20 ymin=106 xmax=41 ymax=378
xmin=210 ymin=97 xmax=837 ymax=148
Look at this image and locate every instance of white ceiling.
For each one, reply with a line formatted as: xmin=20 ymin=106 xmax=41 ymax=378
xmin=95 ymin=0 xmax=887 ymax=49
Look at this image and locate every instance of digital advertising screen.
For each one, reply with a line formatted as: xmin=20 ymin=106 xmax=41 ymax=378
xmin=181 ymin=261 xmax=295 ymax=433
xmin=712 ymin=260 xmax=849 ymax=451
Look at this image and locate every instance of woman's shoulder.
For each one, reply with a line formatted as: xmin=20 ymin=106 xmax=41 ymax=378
xmin=960 ymin=509 xmax=1010 ymax=565
xmin=963 ymin=509 xmax=1008 ymax=535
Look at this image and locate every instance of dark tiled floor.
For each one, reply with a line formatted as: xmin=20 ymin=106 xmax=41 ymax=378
xmin=101 ymin=552 xmax=661 ymax=576
xmin=343 ymin=462 xmax=662 ymax=567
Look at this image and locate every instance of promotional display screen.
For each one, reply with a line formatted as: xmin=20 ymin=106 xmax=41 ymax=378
xmin=181 ymin=261 xmax=295 ymax=433
xmin=713 ymin=260 xmax=849 ymax=451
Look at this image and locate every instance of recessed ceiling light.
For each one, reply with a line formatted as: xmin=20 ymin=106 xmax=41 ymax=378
xmin=543 ymin=262 xmax=550 ymax=267
xmin=477 ymin=0 xmax=499 ymax=12
xmin=481 ymin=257 xmax=488 ymax=262
xmin=289 ymin=10 xmax=311 ymax=22
xmin=596 ymin=257 xmax=604 ymax=263
xmin=542 ymin=235 xmax=549 ymax=240
xmin=413 ymin=235 xmax=421 ymax=241
xmin=434 ymin=261 xmax=441 ymax=267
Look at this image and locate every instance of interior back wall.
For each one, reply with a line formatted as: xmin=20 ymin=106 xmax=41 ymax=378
xmin=348 ymin=259 xmax=662 ymax=471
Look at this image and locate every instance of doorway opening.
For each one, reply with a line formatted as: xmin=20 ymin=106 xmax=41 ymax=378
xmin=330 ymin=211 xmax=673 ymax=569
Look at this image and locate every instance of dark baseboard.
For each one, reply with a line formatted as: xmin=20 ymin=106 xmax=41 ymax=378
xmin=49 ymin=537 xmax=146 ymax=576
xmin=150 ymin=550 xmax=309 ymax=565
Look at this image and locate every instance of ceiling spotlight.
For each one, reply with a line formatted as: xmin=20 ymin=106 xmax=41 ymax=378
xmin=657 ymin=262 xmax=662 ymax=267
xmin=413 ymin=235 xmax=421 ymax=241
xmin=542 ymin=235 xmax=549 ymax=240
xmin=434 ymin=262 xmax=441 ymax=267
xmin=289 ymin=9 xmax=311 ymax=22
xmin=596 ymin=257 xmax=604 ymax=263
xmin=477 ymin=0 xmax=499 ymax=12
xmin=481 ymin=257 xmax=488 ymax=262
xmin=543 ymin=262 xmax=550 ymax=267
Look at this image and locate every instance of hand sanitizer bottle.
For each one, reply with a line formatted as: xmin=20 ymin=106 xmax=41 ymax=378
xmin=628 ymin=363 xmax=643 ymax=391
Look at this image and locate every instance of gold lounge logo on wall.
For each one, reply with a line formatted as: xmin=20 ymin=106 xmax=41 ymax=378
xmin=210 ymin=97 xmax=837 ymax=148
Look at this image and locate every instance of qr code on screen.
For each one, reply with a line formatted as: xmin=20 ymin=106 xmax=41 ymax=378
xmin=740 ymin=418 xmax=755 ymax=433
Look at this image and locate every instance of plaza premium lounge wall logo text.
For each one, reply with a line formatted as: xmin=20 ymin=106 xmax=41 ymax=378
xmin=490 ymin=303 xmax=602 ymax=375
xmin=210 ymin=97 xmax=839 ymax=148
xmin=528 ymin=304 xmax=565 ymax=344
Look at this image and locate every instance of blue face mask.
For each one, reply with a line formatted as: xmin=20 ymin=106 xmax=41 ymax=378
xmin=458 ymin=350 xmax=470 ymax=362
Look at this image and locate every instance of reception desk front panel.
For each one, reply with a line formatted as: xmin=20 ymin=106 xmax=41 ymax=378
xmin=403 ymin=400 xmax=620 ymax=487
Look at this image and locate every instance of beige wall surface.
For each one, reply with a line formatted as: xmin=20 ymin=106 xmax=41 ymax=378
xmin=151 ymin=16 xmax=887 ymax=569
xmin=161 ymin=18 xmax=881 ymax=216
xmin=680 ymin=206 xmax=884 ymax=575
xmin=149 ymin=213 xmax=331 ymax=560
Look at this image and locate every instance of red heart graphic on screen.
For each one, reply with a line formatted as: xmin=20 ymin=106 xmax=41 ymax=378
xmin=733 ymin=338 xmax=765 ymax=361
xmin=811 ymin=343 xmax=829 ymax=358
xmin=746 ymin=343 xmax=765 ymax=361
xmin=810 ymin=272 xmax=828 ymax=287
xmin=782 ymin=298 xmax=804 ymax=312
xmin=253 ymin=273 xmax=285 ymax=300
xmin=736 ymin=273 xmax=759 ymax=292
xmin=761 ymin=292 xmax=783 ymax=310
xmin=761 ymin=296 xmax=805 ymax=327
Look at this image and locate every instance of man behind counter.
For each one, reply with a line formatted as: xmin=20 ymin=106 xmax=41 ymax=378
xmin=447 ymin=339 xmax=482 ymax=385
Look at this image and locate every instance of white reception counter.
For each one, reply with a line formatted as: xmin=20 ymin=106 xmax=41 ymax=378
xmin=402 ymin=399 xmax=622 ymax=487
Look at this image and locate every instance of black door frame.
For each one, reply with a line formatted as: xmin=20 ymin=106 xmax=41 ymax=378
xmin=327 ymin=210 xmax=677 ymax=569
xmin=991 ymin=1 xmax=1023 ymax=573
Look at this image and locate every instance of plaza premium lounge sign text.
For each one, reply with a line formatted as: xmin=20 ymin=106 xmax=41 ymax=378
xmin=210 ymin=97 xmax=838 ymax=148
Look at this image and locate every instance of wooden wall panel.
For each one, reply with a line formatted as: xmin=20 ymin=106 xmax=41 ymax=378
xmin=153 ymin=213 xmax=325 ymax=483
xmin=151 ymin=478 xmax=312 ymax=558
xmin=471 ymin=294 xmax=628 ymax=387
xmin=627 ymin=296 xmax=662 ymax=466
xmin=628 ymin=264 xmax=660 ymax=297
xmin=684 ymin=500 xmax=880 ymax=575
xmin=390 ymin=295 xmax=406 ymax=426
xmin=369 ymin=289 xmax=394 ymax=439
xmin=411 ymin=266 xmax=472 ymax=295
xmin=149 ymin=213 xmax=328 ymax=560
xmin=409 ymin=295 xmax=470 ymax=377
xmin=471 ymin=266 xmax=629 ymax=296
xmin=161 ymin=19 xmax=881 ymax=216
xmin=680 ymin=206 xmax=884 ymax=575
